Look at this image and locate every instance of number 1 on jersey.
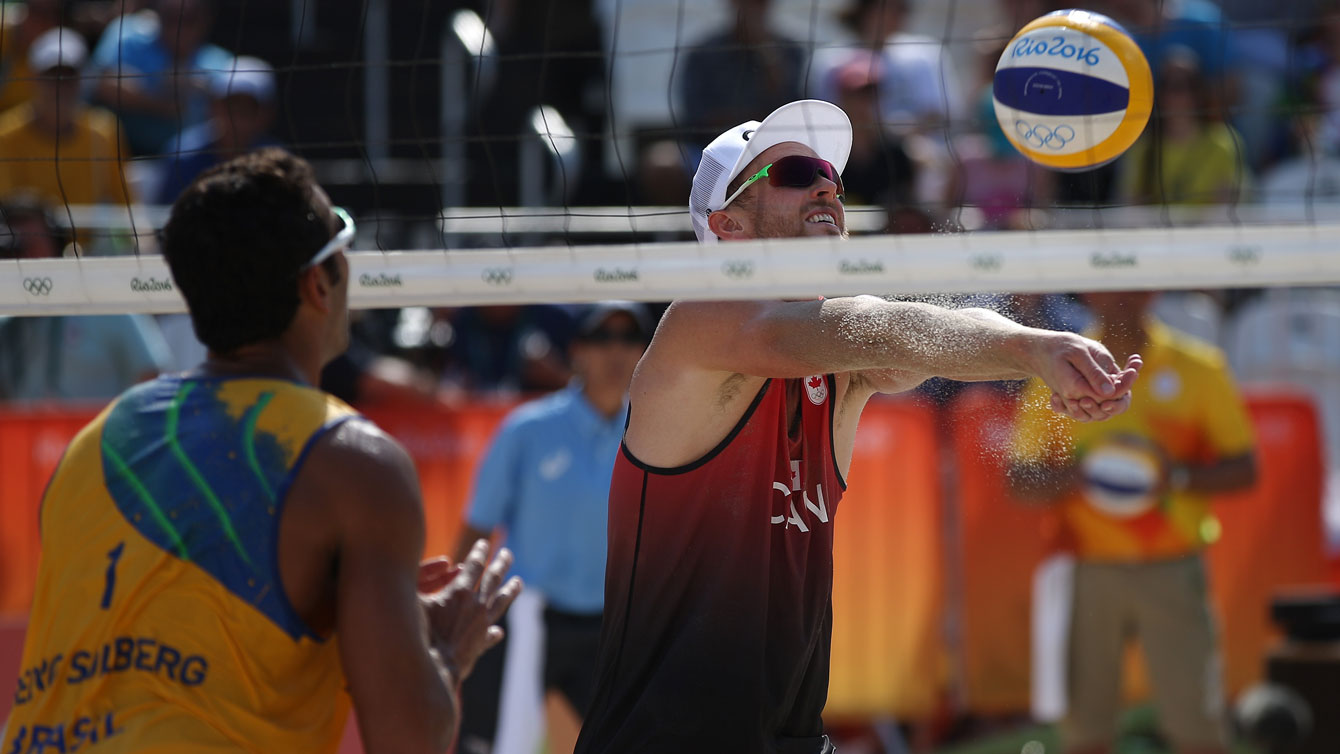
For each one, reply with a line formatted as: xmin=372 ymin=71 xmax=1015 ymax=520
xmin=101 ymin=542 xmax=125 ymax=609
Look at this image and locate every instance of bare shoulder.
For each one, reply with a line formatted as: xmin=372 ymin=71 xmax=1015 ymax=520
xmin=295 ymin=419 xmax=423 ymax=530
xmin=625 ymin=302 xmax=772 ymax=467
xmin=633 ymin=300 xmax=777 ymax=398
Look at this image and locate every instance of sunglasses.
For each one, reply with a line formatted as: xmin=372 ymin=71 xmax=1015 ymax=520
xmin=718 ymin=155 xmax=844 ymax=210
xmin=579 ymin=328 xmax=646 ymax=346
xmin=302 ymin=206 xmax=355 ymax=270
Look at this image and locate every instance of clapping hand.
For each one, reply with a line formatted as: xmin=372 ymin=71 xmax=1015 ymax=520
xmin=417 ymin=540 xmax=522 ymax=682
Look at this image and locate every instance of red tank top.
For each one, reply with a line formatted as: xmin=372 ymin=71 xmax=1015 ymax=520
xmin=576 ymin=376 xmax=846 ymax=754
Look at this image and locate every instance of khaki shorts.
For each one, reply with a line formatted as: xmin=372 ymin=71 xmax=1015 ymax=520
xmin=1061 ymin=555 xmax=1227 ymax=750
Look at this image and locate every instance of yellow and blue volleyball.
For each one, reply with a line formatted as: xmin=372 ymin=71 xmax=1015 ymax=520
xmin=1081 ymin=442 xmax=1160 ymax=519
xmin=993 ymin=9 xmax=1152 ymax=171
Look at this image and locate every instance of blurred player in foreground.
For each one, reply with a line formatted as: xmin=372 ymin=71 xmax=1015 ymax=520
xmin=575 ymin=100 xmax=1142 ymax=753
xmin=1011 ymin=290 xmax=1257 ymax=754
xmin=1 ymin=148 xmax=520 ymax=754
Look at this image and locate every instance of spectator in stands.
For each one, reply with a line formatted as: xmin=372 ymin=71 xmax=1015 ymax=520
xmin=438 ymin=305 xmax=575 ymax=396
xmin=825 ymin=51 xmax=917 ymax=228
xmin=676 ymin=0 xmax=805 ymax=142
xmin=1009 ymin=290 xmax=1258 ymax=754
xmin=811 ymin=0 xmax=962 ymax=136
xmin=1062 ymin=0 xmax=1239 ymax=207
xmin=89 ymin=0 xmax=232 ymax=156
xmin=155 ymin=55 xmax=278 ymax=204
xmin=1118 ymin=50 xmax=1251 ymax=206
xmin=1301 ymin=0 xmax=1340 ymax=158
xmin=996 ymin=0 xmax=1070 ymax=30
xmin=809 ymin=0 xmax=963 ymax=209
xmin=471 ymin=0 xmax=608 ymax=206
xmin=0 ymin=0 xmax=62 ymax=114
xmin=1104 ymin=0 xmax=1239 ymax=86
xmin=0 ymin=195 xmax=169 ymax=402
xmin=947 ymin=29 xmax=1054 ymax=230
xmin=0 ymin=26 xmax=136 ymax=247
xmin=453 ymin=301 xmax=651 ymax=754
xmin=1259 ymin=39 xmax=1340 ymax=209
xmin=1218 ymin=0 xmax=1312 ymax=171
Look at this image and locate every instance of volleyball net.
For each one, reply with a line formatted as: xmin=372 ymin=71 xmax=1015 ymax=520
xmin=0 ymin=0 xmax=1338 ymax=312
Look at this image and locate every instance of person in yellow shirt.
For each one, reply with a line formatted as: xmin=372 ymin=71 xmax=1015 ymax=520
xmin=0 ymin=26 xmax=134 ymax=244
xmin=0 ymin=0 xmax=62 ymax=114
xmin=1010 ymin=290 xmax=1257 ymax=754
xmin=1118 ymin=50 xmax=1250 ymax=207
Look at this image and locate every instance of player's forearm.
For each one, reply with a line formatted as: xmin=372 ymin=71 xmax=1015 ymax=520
xmin=426 ymin=646 xmax=464 ymax=752
xmin=388 ymin=642 xmax=466 ymax=754
xmin=356 ymin=658 xmax=458 ymax=754
xmin=804 ymin=297 xmax=1039 ymax=380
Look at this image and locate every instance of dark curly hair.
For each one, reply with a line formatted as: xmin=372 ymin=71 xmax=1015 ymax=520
xmin=163 ymin=148 xmax=340 ymax=354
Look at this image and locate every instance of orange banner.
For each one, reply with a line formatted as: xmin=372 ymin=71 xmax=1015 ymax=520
xmin=829 ymin=398 xmax=945 ymax=720
xmin=948 ymin=386 xmax=1058 ymax=714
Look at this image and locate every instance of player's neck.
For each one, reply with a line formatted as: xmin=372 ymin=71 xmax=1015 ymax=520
xmin=200 ymin=342 xmax=320 ymax=387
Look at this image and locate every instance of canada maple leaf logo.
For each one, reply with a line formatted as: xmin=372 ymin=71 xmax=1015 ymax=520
xmin=804 ymin=375 xmax=828 ymax=405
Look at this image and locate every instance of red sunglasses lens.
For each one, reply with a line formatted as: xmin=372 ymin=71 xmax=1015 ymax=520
xmin=768 ymin=156 xmax=843 ymax=195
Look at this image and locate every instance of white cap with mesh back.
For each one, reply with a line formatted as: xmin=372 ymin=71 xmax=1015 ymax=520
xmin=689 ymin=99 xmax=852 ymax=244
xmin=211 ymin=56 xmax=277 ymax=104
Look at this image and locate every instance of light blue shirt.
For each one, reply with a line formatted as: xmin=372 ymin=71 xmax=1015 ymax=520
xmin=89 ymin=12 xmax=234 ymax=154
xmin=0 ymin=314 xmax=170 ymax=402
xmin=465 ymin=383 xmax=625 ymax=613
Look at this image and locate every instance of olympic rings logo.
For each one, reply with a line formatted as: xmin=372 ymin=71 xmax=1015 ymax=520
xmin=481 ymin=267 xmax=514 ymax=285
xmin=721 ymin=260 xmax=754 ymax=279
xmin=1015 ymin=120 xmax=1075 ymax=150
xmin=23 ymin=277 xmax=53 ymax=295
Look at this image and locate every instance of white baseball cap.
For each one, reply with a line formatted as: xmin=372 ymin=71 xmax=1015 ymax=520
xmin=211 ymin=56 xmax=277 ymax=104
xmin=689 ymin=99 xmax=852 ymax=244
xmin=28 ymin=27 xmax=87 ymax=74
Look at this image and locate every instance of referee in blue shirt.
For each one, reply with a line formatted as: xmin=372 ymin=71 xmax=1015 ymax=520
xmin=454 ymin=301 xmax=652 ymax=754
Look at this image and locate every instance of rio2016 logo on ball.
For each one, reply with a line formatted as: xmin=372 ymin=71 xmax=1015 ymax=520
xmin=993 ymin=9 xmax=1152 ymax=171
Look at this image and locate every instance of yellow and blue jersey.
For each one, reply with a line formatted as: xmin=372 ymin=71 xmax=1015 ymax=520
xmin=4 ymin=374 xmax=359 ymax=753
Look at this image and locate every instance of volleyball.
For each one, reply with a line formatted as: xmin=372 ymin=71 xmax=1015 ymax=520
xmin=992 ymin=9 xmax=1153 ymax=171
xmin=1080 ymin=441 xmax=1161 ymax=519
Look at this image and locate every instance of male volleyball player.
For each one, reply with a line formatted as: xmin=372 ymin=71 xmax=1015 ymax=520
xmin=2 ymin=149 xmax=520 ymax=754
xmin=574 ymin=100 xmax=1142 ymax=753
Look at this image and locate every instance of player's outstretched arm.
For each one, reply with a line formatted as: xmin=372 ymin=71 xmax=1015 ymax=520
xmin=654 ymin=298 xmax=1139 ymax=416
xmin=311 ymin=421 xmax=517 ymax=754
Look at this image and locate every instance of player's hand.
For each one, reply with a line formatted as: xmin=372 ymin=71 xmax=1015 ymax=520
xmin=420 ymin=539 xmax=522 ymax=683
xmin=1032 ymin=332 xmax=1140 ymax=422
xmin=1048 ymin=354 xmax=1140 ymax=421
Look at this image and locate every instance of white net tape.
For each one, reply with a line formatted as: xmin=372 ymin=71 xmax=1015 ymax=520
xmin=4 ymin=222 xmax=1338 ymax=316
